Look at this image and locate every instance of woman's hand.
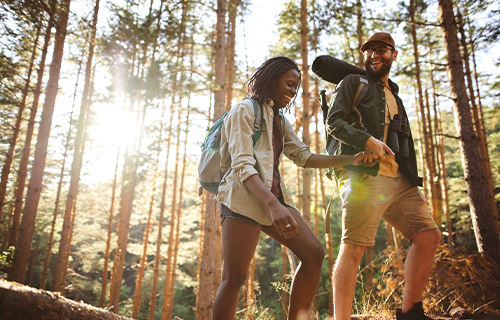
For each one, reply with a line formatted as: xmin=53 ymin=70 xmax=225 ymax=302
xmin=364 ymin=136 xmax=394 ymax=165
xmin=268 ymin=201 xmax=298 ymax=240
xmin=243 ymin=175 xmax=298 ymax=239
xmin=353 ymin=151 xmax=379 ymax=166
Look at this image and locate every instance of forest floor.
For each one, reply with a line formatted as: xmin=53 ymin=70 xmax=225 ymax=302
xmin=348 ymin=313 xmax=500 ymax=320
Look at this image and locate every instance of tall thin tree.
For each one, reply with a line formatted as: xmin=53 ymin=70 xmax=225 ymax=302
xmin=0 ymin=26 xmax=40 ymax=222
xmin=52 ymin=0 xmax=101 ymax=292
xmin=438 ymin=0 xmax=500 ymax=265
xmin=9 ymin=0 xmax=73 ymax=283
xmin=9 ymin=0 xmax=57 ymax=249
xmin=198 ymin=1 xmax=226 ymax=318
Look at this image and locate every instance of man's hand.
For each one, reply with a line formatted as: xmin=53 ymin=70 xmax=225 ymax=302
xmin=364 ymin=136 xmax=394 ymax=165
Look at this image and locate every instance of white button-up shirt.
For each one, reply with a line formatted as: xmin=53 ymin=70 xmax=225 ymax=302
xmin=217 ymin=98 xmax=313 ymax=225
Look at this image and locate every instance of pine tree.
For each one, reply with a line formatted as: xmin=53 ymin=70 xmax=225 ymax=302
xmin=10 ymin=0 xmax=73 ymax=284
xmin=438 ymin=0 xmax=500 ymax=265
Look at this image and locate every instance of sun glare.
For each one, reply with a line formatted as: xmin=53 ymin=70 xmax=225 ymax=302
xmin=91 ymin=102 xmax=138 ymax=151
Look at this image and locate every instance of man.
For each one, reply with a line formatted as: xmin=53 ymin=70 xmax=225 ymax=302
xmin=326 ymin=32 xmax=441 ymax=320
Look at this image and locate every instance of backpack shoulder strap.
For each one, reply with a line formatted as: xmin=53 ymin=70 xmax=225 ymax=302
xmin=244 ymin=97 xmax=263 ymax=145
xmin=351 ymin=74 xmax=369 ymax=125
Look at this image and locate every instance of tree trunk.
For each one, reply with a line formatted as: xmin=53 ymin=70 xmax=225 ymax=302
xmin=466 ymin=14 xmax=499 ymax=235
xmin=147 ymin=102 xmax=173 ymax=320
xmin=39 ymin=101 xmax=76 ymax=290
xmin=197 ymin=1 xmax=226 ymax=318
xmin=52 ymin=0 xmax=100 ymax=293
xmin=131 ymin=139 xmax=162 ymax=318
xmin=9 ymin=0 xmax=56 ymax=250
xmin=281 ymin=246 xmax=288 ymax=320
xmin=108 ymin=117 xmax=142 ymax=311
xmin=457 ymin=9 xmax=499 ymax=233
xmin=213 ymin=0 xmax=226 ymax=299
xmin=40 ymin=48 xmax=85 ymax=290
xmin=438 ymin=0 xmax=500 ymax=265
xmin=225 ymin=0 xmax=238 ymax=111
xmin=194 ymin=192 xmax=206 ymax=320
xmin=0 ymin=280 xmax=134 ymax=320
xmin=2 ymin=205 xmax=13 ymax=247
xmin=300 ymin=0 xmax=312 ymax=226
xmin=428 ymin=43 xmax=452 ymax=246
xmin=9 ymin=0 xmax=72 ymax=284
xmin=165 ymin=107 xmax=191 ymax=319
xmin=0 ymin=26 xmax=40 ymax=222
xmin=161 ymin=106 xmax=182 ymax=320
xmin=356 ymin=0 xmax=364 ymax=68
xmin=414 ymin=91 xmax=428 ymax=200
xmin=99 ymin=148 xmax=120 ymax=308
xmin=436 ymin=110 xmax=452 ymax=246
xmin=410 ymin=0 xmax=441 ymax=226
xmin=424 ymin=89 xmax=444 ymax=230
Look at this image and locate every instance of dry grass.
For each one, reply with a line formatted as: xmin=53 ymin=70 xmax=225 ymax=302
xmin=362 ymin=245 xmax=500 ymax=318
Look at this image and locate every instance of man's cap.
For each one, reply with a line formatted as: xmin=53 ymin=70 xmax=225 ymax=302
xmin=360 ymin=32 xmax=396 ymax=52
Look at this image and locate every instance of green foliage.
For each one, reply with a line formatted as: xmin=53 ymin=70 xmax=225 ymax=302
xmin=0 ymin=246 xmax=14 ymax=277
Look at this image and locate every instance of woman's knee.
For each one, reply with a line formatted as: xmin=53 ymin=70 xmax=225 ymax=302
xmin=221 ymin=269 xmax=249 ymax=289
xmin=301 ymin=239 xmax=325 ymax=268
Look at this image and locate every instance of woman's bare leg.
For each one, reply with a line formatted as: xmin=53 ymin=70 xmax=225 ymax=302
xmin=213 ymin=218 xmax=261 ymax=320
xmin=262 ymin=207 xmax=325 ymax=320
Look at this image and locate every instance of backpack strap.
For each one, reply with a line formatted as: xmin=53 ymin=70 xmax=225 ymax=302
xmin=244 ymin=97 xmax=263 ymax=145
xmin=351 ymin=74 xmax=369 ymax=126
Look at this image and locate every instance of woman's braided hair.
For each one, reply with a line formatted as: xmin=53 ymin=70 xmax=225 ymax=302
xmin=246 ymin=56 xmax=302 ymax=109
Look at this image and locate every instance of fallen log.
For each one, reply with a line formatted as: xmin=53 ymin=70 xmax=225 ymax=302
xmin=0 ymin=280 xmax=135 ymax=320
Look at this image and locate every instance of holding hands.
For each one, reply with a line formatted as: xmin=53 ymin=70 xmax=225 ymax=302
xmin=360 ymin=136 xmax=395 ymax=166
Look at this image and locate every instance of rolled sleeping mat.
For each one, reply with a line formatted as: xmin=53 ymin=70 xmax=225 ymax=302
xmin=312 ymin=55 xmax=367 ymax=85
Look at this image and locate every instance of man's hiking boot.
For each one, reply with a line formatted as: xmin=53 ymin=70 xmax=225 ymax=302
xmin=396 ymin=301 xmax=433 ymax=320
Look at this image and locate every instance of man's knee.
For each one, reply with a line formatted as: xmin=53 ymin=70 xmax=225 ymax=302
xmin=337 ymin=243 xmax=366 ymax=265
xmin=413 ymin=228 xmax=441 ymax=249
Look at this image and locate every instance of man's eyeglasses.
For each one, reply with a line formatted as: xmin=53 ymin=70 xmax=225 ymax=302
xmin=363 ymin=46 xmax=394 ymax=57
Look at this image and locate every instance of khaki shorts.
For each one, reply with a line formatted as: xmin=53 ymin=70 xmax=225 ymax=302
xmin=336 ymin=172 xmax=438 ymax=246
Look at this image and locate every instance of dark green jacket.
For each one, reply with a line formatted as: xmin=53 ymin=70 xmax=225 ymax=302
xmin=326 ymin=73 xmax=423 ymax=187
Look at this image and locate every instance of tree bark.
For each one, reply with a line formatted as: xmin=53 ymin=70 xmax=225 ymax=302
xmin=165 ymin=106 xmax=191 ymax=319
xmin=161 ymin=105 xmax=182 ymax=320
xmin=197 ymin=1 xmax=226 ymax=318
xmin=410 ymin=0 xmax=442 ymax=225
xmin=424 ymin=89 xmax=444 ymax=229
xmin=52 ymin=0 xmax=100 ymax=293
xmin=466 ymin=16 xmax=499 ymax=236
xmin=356 ymin=0 xmax=364 ymax=68
xmin=9 ymin=0 xmax=57 ymax=250
xmin=39 ymin=98 xmax=76 ymax=290
xmin=9 ymin=0 xmax=72 ymax=284
xmin=98 ymin=148 xmax=120 ymax=308
xmin=438 ymin=0 xmax=500 ymax=264
xmin=300 ymin=0 xmax=312 ymax=226
xmin=0 ymin=280 xmax=134 ymax=320
xmin=131 ymin=136 xmax=162 ymax=318
xmin=457 ymin=9 xmax=499 ymax=233
xmin=0 ymin=26 xmax=40 ymax=222
xmin=225 ymin=0 xmax=238 ymax=111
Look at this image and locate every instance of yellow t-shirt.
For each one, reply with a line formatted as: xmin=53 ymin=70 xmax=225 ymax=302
xmin=378 ymin=83 xmax=400 ymax=177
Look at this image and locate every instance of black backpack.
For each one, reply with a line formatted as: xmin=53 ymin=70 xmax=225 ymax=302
xmin=312 ymin=55 xmax=369 ymax=155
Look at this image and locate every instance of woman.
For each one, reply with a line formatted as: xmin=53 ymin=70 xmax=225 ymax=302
xmin=213 ymin=56 xmax=367 ymax=320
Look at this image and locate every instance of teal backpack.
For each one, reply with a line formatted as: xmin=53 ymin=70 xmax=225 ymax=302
xmin=198 ymin=97 xmax=263 ymax=195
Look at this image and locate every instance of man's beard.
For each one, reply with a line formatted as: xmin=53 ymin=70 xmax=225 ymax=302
xmin=365 ymin=58 xmax=393 ymax=79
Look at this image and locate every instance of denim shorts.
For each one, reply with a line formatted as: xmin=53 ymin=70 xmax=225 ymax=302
xmin=220 ymin=203 xmax=261 ymax=225
xmin=337 ymin=173 xmax=438 ymax=246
